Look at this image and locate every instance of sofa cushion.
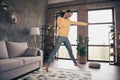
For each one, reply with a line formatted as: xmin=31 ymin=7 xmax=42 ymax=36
xmin=13 ymin=57 xmax=41 ymax=65
xmin=0 ymin=41 xmax=9 ymax=59
xmin=0 ymin=59 xmax=23 ymax=72
xmin=24 ymin=47 xmax=40 ymax=56
xmin=6 ymin=41 xmax=28 ymax=58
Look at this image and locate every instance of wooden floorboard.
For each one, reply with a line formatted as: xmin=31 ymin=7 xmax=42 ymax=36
xmin=44 ymin=59 xmax=120 ymax=80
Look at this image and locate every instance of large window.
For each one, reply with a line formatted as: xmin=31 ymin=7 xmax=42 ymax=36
xmin=88 ymin=9 xmax=114 ymax=61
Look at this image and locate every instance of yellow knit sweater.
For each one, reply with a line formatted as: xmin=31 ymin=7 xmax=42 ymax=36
xmin=57 ymin=17 xmax=88 ymax=37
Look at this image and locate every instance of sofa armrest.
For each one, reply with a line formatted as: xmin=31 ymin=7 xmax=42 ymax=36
xmin=37 ymin=49 xmax=43 ymax=56
xmin=23 ymin=47 xmax=43 ymax=68
xmin=38 ymin=49 xmax=43 ymax=69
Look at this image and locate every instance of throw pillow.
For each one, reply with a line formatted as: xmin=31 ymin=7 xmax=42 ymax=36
xmin=24 ymin=47 xmax=40 ymax=56
xmin=6 ymin=41 xmax=28 ymax=58
xmin=0 ymin=41 xmax=9 ymax=59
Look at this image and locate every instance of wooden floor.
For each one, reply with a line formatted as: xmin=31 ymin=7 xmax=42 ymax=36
xmin=44 ymin=59 xmax=120 ymax=80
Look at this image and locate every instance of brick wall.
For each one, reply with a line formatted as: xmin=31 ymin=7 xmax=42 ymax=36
xmin=115 ymin=2 xmax=120 ymax=64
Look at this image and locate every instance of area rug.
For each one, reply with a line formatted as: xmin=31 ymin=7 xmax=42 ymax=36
xmin=17 ymin=68 xmax=91 ymax=80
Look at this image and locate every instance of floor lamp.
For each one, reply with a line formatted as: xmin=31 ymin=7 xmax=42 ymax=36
xmin=30 ymin=27 xmax=40 ymax=48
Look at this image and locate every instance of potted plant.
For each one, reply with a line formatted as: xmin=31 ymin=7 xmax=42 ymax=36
xmin=76 ymin=35 xmax=89 ymax=64
xmin=47 ymin=23 xmax=52 ymax=29
xmin=108 ymin=25 xmax=114 ymax=32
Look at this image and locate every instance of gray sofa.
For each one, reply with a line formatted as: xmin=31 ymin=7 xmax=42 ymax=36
xmin=0 ymin=41 xmax=43 ymax=80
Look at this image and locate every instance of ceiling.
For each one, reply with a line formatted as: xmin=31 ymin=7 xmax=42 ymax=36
xmin=48 ymin=0 xmax=76 ymax=4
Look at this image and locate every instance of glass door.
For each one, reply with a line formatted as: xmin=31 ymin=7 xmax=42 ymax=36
xmin=88 ymin=9 xmax=114 ymax=61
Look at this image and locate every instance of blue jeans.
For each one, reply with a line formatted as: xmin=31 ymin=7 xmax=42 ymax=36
xmin=47 ymin=36 xmax=77 ymax=64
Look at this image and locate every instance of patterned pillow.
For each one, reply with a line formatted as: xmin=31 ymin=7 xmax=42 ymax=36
xmin=24 ymin=47 xmax=40 ymax=56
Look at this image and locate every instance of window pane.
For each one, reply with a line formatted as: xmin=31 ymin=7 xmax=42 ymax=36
xmin=88 ymin=46 xmax=109 ymax=61
xmin=68 ymin=12 xmax=77 ymax=44
xmin=88 ymin=24 xmax=112 ymax=45
xmin=88 ymin=9 xmax=113 ymax=23
xmin=58 ymin=46 xmax=77 ymax=58
xmin=68 ymin=26 xmax=77 ymax=44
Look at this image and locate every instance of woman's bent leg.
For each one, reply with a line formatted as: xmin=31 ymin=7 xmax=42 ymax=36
xmin=63 ymin=38 xmax=77 ymax=64
xmin=45 ymin=37 xmax=63 ymax=72
xmin=47 ymin=37 xmax=63 ymax=63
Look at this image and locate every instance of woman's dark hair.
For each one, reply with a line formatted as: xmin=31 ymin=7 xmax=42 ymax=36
xmin=56 ymin=10 xmax=72 ymax=18
xmin=59 ymin=12 xmax=65 ymax=17
xmin=56 ymin=12 xmax=65 ymax=17
xmin=66 ymin=10 xmax=73 ymax=13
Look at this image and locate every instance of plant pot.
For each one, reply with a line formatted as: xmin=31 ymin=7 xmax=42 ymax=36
xmin=77 ymin=55 xmax=87 ymax=64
